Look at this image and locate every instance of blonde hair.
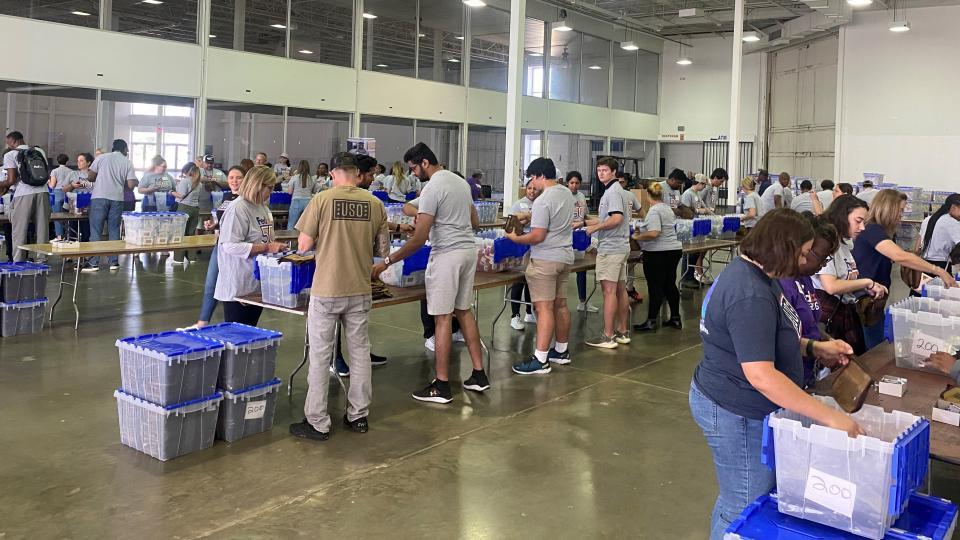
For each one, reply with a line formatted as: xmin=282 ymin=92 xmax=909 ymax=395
xmin=741 ymin=177 xmax=756 ymax=191
xmin=391 ymin=161 xmax=405 ymax=180
xmin=646 ymin=181 xmax=664 ymax=201
xmin=867 ymin=189 xmax=907 ymax=236
xmin=237 ymin=165 xmax=277 ymax=204
xmin=150 ymin=155 xmax=166 ymax=169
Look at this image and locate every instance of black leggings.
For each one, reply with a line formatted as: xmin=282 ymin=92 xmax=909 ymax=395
xmin=510 ymin=281 xmax=532 ymax=317
xmin=222 ymin=301 xmax=264 ymax=326
xmin=642 ymin=250 xmax=682 ymax=322
xmin=420 ymin=300 xmax=460 ymax=339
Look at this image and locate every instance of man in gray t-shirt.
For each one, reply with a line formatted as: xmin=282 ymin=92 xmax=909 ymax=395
xmin=505 ymin=158 xmax=575 ymax=374
xmin=373 ymin=143 xmax=486 ymax=405
xmin=1 ymin=131 xmax=50 ymax=261
xmin=84 ymin=139 xmax=139 ymax=270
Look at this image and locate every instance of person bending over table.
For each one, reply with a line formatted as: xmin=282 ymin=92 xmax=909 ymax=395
xmin=690 ymin=208 xmax=863 ymax=540
xmin=288 ymin=152 xmax=390 ymax=441
xmin=507 ymin=157 xmax=575 ymax=374
xmin=373 ymin=142 xmax=487 ymax=405
xmin=171 ymin=163 xmax=203 ymax=265
xmin=213 ymin=165 xmax=285 ymax=326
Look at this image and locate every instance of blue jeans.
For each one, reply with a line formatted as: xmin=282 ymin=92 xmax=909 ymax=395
xmin=689 ymin=382 xmax=775 ymax=540
xmin=52 ymin=189 xmax=66 ymax=238
xmin=576 ymin=271 xmax=588 ymax=302
xmin=863 ymin=319 xmax=886 ymax=351
xmin=199 ymin=246 xmax=219 ymax=323
xmin=288 ymin=198 xmax=310 ymax=230
xmin=88 ymin=198 xmax=123 ymax=266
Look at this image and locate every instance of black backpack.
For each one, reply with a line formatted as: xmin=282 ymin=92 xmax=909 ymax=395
xmin=17 ymin=147 xmax=50 ymax=187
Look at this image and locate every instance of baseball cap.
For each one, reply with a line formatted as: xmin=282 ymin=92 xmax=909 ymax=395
xmin=203 ymin=154 xmax=215 ymax=163
xmin=280 ymin=152 xmax=289 ymax=158
xmin=357 ymin=154 xmax=378 ymax=174
xmin=694 ymin=173 xmax=708 ymax=184
xmin=331 ymin=152 xmax=359 ymax=170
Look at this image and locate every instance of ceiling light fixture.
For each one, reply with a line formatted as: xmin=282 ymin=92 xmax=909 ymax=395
xmin=676 ymin=44 xmax=692 ymax=66
xmin=588 ymin=65 xmax=603 ymax=70
xmin=417 ymin=33 xmax=426 ymax=38
xmin=448 ymin=58 xmax=461 ymax=63
xmin=463 ymin=0 xmax=486 ymax=6
xmin=376 ymin=63 xmax=388 ymax=68
xmin=528 ymin=51 xmax=543 ymax=57
xmin=362 ymin=12 xmax=377 ymax=19
xmin=554 ymin=8 xmax=572 ymax=32
xmin=209 ymin=34 xmax=217 ymax=38
xmin=72 ymin=10 xmax=91 ymax=16
xmin=299 ymin=49 xmax=314 ymax=54
xmin=889 ymin=20 xmax=910 ymax=32
xmin=142 ymin=0 xmax=163 ymax=4
xmin=620 ymin=41 xmax=639 ymax=51
xmin=270 ymin=23 xmax=287 ymax=29
xmin=847 ymin=0 xmax=872 ymax=6
xmin=742 ymin=31 xmax=761 ymax=42
xmin=455 ymin=36 xmax=464 ymax=40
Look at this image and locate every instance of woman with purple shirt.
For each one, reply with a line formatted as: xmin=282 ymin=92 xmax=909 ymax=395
xmin=778 ymin=213 xmax=842 ymax=386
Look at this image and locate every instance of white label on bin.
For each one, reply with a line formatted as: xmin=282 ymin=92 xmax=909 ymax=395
xmin=244 ymin=400 xmax=267 ymax=420
xmin=911 ymin=330 xmax=949 ymax=359
xmin=803 ymin=467 xmax=857 ymax=518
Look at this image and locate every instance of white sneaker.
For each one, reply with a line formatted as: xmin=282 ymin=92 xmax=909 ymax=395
xmin=510 ymin=315 xmax=525 ymax=330
xmin=171 ymin=259 xmax=186 ymax=266
xmin=424 ymin=336 xmax=436 ymax=352
xmin=452 ymin=331 xmax=465 ymax=343
xmin=577 ymin=302 xmax=599 ymax=313
xmin=524 ymin=313 xmax=537 ymax=324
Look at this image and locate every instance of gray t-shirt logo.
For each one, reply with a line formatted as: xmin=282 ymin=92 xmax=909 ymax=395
xmin=334 ymin=199 xmax=371 ymax=221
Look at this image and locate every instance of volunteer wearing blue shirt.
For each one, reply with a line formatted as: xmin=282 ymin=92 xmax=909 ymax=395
xmin=689 ymin=208 xmax=863 ymax=540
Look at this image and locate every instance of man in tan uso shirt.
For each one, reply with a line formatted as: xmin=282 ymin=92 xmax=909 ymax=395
xmin=289 ymin=152 xmax=390 ymax=442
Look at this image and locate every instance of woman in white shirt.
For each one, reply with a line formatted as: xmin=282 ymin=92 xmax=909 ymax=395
xmin=273 ymin=154 xmax=291 ymax=185
xmin=287 ymin=160 xmax=317 ymax=230
xmin=739 ymin=177 xmax=763 ymax=229
xmin=566 ymin=171 xmax=597 ymax=313
xmin=384 ymin=161 xmax=415 ymax=202
xmin=917 ymin=194 xmax=960 ymax=270
xmin=508 ymin=182 xmax=538 ymax=330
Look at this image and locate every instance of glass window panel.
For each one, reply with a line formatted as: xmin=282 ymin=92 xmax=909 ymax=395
xmin=363 ymin=0 xmax=417 ymax=77
xmin=522 ymin=129 xmax=543 ymax=171
xmin=466 ymin=125 xmax=505 ymax=193
xmin=418 ymin=0 xmax=463 ymax=85
xmin=290 ymin=0 xmax=354 ymax=67
xmin=415 ymin=121 xmax=459 ymax=170
xmin=164 ymin=105 xmax=191 ymax=117
xmin=549 ymin=29 xmax=580 ymax=103
xmin=0 ymin=1 xmax=98 ymax=28
xmin=469 ymin=7 xmax=510 ymax=93
xmin=246 ymin=0 xmax=288 ymax=57
xmin=100 ymin=91 xmax=196 ymax=176
xmin=209 ymin=0 xmax=236 ymax=49
xmin=612 ymin=47 xmax=637 ymax=111
xmin=205 ymin=101 xmax=284 ymax=169
xmin=358 ymin=115 xmax=414 ymax=165
xmin=523 ymin=18 xmax=545 ymax=97
xmin=0 ymin=81 xmax=97 ymax=166
xmin=110 ymin=0 xmax=198 ymax=43
xmin=637 ymin=50 xmax=659 ymax=114
xmin=580 ymin=34 xmax=609 ymax=107
xmin=286 ymin=108 xmax=351 ymax=168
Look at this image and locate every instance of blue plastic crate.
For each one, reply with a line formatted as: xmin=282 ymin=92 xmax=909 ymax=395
xmin=371 ymin=190 xmax=389 ymax=203
xmin=572 ymin=230 xmax=591 ymax=251
xmin=76 ymin=192 xmax=92 ymax=209
xmin=402 ymin=245 xmax=431 ymax=276
xmin=492 ymin=237 xmax=529 ymax=264
xmin=269 ymin=192 xmax=292 ymax=206
xmin=406 ymin=191 xmax=417 ymax=201
xmin=722 ymin=216 xmax=741 ymax=233
xmin=116 ymin=331 xmax=224 ymax=406
xmin=725 ymin=492 xmax=957 ymax=540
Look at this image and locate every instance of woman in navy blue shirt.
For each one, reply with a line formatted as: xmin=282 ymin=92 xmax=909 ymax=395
xmin=853 ymin=189 xmax=957 ymax=349
xmin=690 ymin=209 xmax=863 ymax=540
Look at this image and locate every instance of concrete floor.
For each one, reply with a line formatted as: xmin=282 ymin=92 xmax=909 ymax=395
xmin=1 ymin=253 xmax=957 ymax=539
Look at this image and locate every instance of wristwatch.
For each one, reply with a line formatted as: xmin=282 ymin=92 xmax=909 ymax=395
xmin=384 ymin=256 xmax=392 ymax=267
xmin=806 ymin=339 xmax=816 ymax=359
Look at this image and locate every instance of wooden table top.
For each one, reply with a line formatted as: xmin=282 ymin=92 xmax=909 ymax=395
xmin=20 ymin=230 xmax=301 ymax=258
xmin=0 ymin=212 xmax=88 ymax=224
xmin=859 ymin=342 xmax=960 ymax=463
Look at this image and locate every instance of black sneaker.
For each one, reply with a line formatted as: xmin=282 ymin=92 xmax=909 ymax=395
xmin=663 ymin=317 xmax=683 ymax=329
xmin=633 ymin=320 xmax=658 ymax=332
xmin=371 ymin=353 xmax=388 ymax=367
xmin=289 ymin=419 xmax=329 ymax=441
xmin=412 ymin=380 xmax=454 ymax=404
xmin=343 ymin=415 xmax=369 ymax=433
xmin=463 ymin=371 xmax=490 ymax=392
xmin=681 ymin=279 xmax=702 ymax=290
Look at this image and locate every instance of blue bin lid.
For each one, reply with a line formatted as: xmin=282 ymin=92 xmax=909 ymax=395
xmin=224 ymin=377 xmax=282 ymax=399
xmin=188 ymin=322 xmax=282 ymax=346
xmin=118 ymin=330 xmax=224 ymax=356
xmin=0 ymin=297 xmax=48 ymax=308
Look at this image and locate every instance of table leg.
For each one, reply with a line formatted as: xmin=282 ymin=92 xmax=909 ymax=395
xmin=71 ymin=260 xmax=81 ymax=330
xmin=475 ymin=289 xmax=491 ymax=377
xmin=49 ymin=258 xmax=68 ymax=321
xmin=583 ymin=271 xmax=599 ymax=319
xmin=489 ymin=285 xmax=510 ymax=353
xmin=288 ymin=317 xmax=310 ymax=398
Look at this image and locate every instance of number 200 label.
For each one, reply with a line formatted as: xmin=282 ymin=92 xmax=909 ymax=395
xmin=803 ymin=467 xmax=857 ymax=518
xmin=245 ymin=400 xmax=267 ymax=420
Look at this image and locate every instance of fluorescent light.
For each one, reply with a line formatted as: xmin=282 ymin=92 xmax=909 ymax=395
xmin=847 ymin=0 xmax=872 ymax=5
xmin=463 ymin=0 xmax=486 ymax=6
xmin=554 ymin=20 xmax=572 ymax=32
xmin=270 ymin=23 xmax=287 ymax=29
xmin=298 ymin=49 xmax=314 ymax=54
xmin=528 ymin=51 xmax=543 ymax=57
xmin=889 ymin=20 xmax=910 ymax=32
xmin=742 ymin=31 xmax=761 ymax=42
xmin=620 ymin=41 xmax=639 ymax=51
xmin=588 ymin=65 xmax=602 ymax=70
xmin=72 ymin=10 xmax=91 ymax=16
xmin=448 ymin=58 xmax=461 ymax=63
xmin=455 ymin=36 xmax=464 ymax=40
xmin=417 ymin=33 xmax=426 ymax=37
xmin=142 ymin=0 xmax=163 ymax=4
xmin=676 ymin=56 xmax=693 ymax=65
xmin=362 ymin=12 xmax=377 ymax=19
xmin=209 ymin=34 xmax=216 ymax=38
xmin=376 ymin=63 xmax=388 ymax=68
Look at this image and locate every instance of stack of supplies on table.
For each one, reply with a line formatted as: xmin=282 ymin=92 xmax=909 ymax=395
xmin=113 ymin=324 xmax=283 ymax=461
xmin=0 ymin=262 xmax=49 ymax=338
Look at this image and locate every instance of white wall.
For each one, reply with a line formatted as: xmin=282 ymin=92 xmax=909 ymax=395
xmin=659 ymin=37 xmax=761 ymax=143
xmin=836 ymin=5 xmax=960 ymax=189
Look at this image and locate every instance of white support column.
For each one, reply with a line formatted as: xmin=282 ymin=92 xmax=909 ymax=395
xmin=833 ymin=27 xmax=846 ymax=184
xmin=502 ymin=0 xmax=525 ymax=209
xmin=726 ymin=0 xmax=745 ymax=207
xmin=233 ymin=0 xmax=246 ymax=51
xmin=460 ymin=5 xmax=471 ymax=175
xmin=351 ymin=0 xmax=364 ymax=137
xmin=196 ymin=0 xmax=211 ymax=160
xmin=5 ymin=94 xmax=15 ymax=135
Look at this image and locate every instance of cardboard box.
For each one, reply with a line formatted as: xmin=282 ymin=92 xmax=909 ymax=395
xmin=878 ymin=375 xmax=907 ymax=397
xmin=932 ymin=399 xmax=960 ymax=426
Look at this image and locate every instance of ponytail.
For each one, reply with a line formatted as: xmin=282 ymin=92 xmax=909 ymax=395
xmin=922 ymin=193 xmax=960 ymax=256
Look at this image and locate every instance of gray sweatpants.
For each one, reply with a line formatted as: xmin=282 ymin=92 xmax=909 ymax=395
xmin=305 ymin=294 xmax=373 ymax=432
xmin=11 ymin=192 xmax=50 ymax=262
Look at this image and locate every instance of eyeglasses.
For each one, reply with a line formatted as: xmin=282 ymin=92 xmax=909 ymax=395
xmin=806 ymin=248 xmax=832 ymax=265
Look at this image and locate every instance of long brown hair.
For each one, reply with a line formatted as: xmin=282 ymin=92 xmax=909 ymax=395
xmin=740 ymin=208 xmax=815 ymax=278
xmin=184 ymin=164 xmax=201 ymax=190
xmin=866 ymin=189 xmax=907 ymax=237
xmin=296 ymin=159 xmax=311 ymax=188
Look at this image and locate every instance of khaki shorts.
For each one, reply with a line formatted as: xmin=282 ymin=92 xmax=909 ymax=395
xmin=596 ymin=252 xmax=629 ymax=283
xmin=425 ymin=247 xmax=477 ymax=315
xmin=525 ymin=259 xmax=572 ymax=302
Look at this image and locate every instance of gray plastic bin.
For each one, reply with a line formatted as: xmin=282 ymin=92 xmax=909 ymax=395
xmin=1 ymin=298 xmax=47 ymax=337
xmin=186 ymin=323 xmax=282 ymax=391
xmin=216 ymin=378 xmax=281 ymax=442
xmin=114 ymin=390 xmax=222 ymax=461
xmin=0 ymin=262 xmax=49 ymax=302
xmin=116 ymin=331 xmax=224 ymax=406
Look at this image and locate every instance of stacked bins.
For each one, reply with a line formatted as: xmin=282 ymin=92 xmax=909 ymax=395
xmin=255 ymin=254 xmax=314 ymax=308
xmin=217 ymin=378 xmax=282 ymax=442
xmin=0 ymin=262 xmax=49 ymax=337
xmin=762 ymin=396 xmax=930 ymax=539
xmin=114 ymin=331 xmax=225 ymax=460
xmin=121 ymin=212 xmax=189 ymax=245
